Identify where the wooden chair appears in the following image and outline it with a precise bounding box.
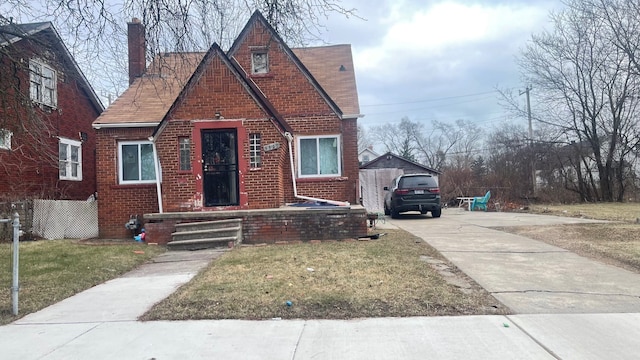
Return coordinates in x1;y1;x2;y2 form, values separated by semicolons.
471;191;491;211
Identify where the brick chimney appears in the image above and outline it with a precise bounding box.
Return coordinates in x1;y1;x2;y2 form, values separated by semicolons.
127;18;146;85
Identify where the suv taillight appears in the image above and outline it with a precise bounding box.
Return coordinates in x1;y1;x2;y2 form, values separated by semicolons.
429;188;440;193
394;189;410;195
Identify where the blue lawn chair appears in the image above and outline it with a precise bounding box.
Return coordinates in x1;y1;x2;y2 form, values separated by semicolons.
471;191;491;211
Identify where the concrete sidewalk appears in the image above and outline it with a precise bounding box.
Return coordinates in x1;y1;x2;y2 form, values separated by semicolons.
1;209;640;359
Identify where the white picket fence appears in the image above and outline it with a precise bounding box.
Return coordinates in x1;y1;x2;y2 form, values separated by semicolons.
32;199;99;239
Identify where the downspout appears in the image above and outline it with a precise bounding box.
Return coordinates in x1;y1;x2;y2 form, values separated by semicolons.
285;132;350;207
149;138;164;213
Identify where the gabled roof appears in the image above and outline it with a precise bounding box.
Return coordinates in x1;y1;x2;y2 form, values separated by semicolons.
0;22;51;45
151;43;292;138
292;45;361;117
94;10;360;128
228;11;345;118
360;152;442;174
0;21;104;113
93;53;204;128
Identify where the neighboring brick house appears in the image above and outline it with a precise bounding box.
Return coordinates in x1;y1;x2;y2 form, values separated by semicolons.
93;12;363;239
0;21;103;201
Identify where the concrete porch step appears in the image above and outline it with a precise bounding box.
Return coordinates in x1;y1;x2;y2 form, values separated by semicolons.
167;236;238;251
171;226;241;241
174;219;242;232
169;218;242;251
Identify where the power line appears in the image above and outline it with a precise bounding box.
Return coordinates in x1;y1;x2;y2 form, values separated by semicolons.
360;90;500;107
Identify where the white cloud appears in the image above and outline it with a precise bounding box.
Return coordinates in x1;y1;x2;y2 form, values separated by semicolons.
355;1;550;73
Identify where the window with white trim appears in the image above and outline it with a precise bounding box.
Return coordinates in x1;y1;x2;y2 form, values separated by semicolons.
29;59;57;107
0;129;12;150
249;133;261;168
118;141;157;184
59;138;82;181
297;135;341;177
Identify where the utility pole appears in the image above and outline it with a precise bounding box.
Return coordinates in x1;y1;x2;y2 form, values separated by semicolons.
520;86;535;197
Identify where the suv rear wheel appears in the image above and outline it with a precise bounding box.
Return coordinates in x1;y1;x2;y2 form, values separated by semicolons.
384;203;390;216
431;209;441;218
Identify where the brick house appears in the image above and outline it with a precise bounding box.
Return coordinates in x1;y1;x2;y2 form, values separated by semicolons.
93;11;366;243
0;21;103;201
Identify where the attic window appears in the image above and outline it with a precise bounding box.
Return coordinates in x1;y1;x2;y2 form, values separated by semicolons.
252;52;268;74
29;59;57;108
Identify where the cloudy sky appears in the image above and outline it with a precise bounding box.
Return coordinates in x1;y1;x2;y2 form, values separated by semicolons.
317;0;562;133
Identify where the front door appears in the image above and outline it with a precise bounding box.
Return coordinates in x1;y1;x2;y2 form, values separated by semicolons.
202;129;239;207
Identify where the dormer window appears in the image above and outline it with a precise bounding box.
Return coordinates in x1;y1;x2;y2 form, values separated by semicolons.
29;59;57;108
251;52;268;74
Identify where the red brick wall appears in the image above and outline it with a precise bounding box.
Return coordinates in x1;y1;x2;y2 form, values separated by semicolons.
95;127;158;238
0;31;101;201
231;20;359;205
142;207;368;245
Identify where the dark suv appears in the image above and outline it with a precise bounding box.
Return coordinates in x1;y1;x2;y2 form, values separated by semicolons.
383;173;441;218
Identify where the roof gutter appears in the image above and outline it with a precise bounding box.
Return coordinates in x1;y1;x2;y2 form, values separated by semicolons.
341;113;365;119
93;122;160;129
285;132;350;207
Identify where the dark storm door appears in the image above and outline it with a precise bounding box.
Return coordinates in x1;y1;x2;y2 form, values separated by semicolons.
202;129;239;207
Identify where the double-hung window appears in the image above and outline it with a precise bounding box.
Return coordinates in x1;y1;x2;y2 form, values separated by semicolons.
297;135;341;177
59;138;82;181
29;59;57;108
118;141;157;184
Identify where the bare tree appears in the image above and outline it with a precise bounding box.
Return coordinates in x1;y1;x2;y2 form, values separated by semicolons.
357;124;372;153
516;0;640;202
370;117;418;162
0;1;359;101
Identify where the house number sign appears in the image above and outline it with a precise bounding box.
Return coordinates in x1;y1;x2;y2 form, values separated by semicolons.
264;142;280;151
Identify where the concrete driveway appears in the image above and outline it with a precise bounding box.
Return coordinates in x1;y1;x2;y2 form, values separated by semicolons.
384;208;640;314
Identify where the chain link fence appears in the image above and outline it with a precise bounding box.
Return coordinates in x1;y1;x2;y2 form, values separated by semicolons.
31;199;99;239
1;199;99;241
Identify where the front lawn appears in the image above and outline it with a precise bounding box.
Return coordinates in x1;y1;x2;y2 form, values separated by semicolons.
142;229;507;321
0;239;165;325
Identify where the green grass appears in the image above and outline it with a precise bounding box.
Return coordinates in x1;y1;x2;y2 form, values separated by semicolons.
142;230;507;321
0;239;165;324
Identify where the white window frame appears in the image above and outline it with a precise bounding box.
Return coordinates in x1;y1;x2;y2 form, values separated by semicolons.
118;140;157;184
296;135;342;178
29;59;57;108
59;138;82;181
251;52;269;74
249;133;261;169
0;129;12;150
